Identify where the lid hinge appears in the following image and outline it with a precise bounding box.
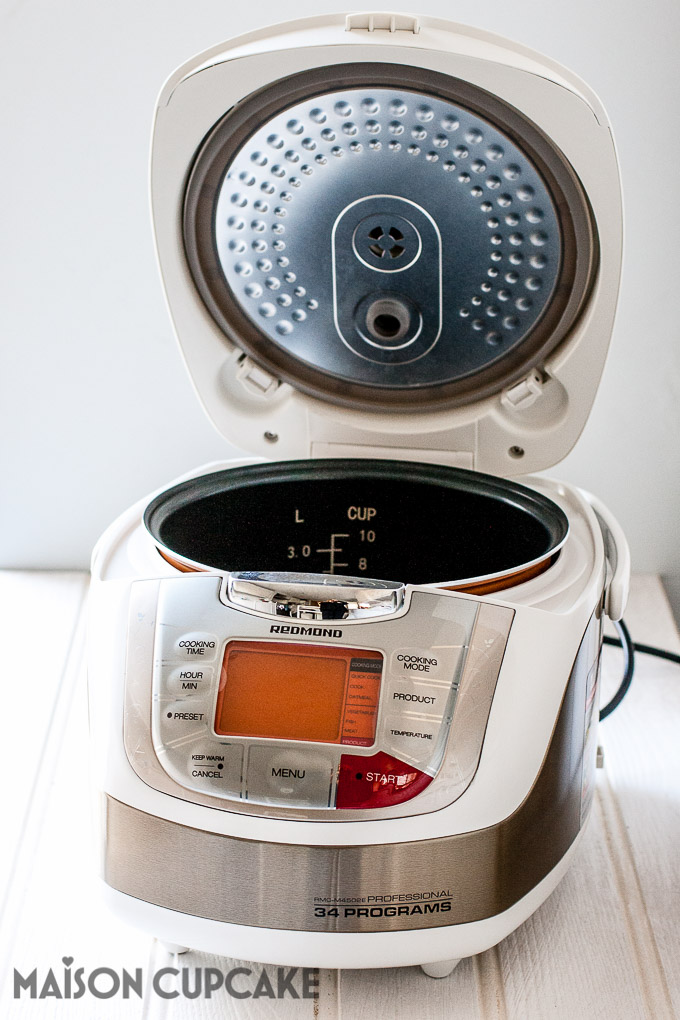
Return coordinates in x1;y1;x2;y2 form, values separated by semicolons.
345;12;421;34
501;369;544;412
236;355;281;399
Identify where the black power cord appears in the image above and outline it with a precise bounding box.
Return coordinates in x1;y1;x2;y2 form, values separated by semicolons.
600;619;680;721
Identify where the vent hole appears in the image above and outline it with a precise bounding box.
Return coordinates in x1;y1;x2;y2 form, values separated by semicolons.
389;245;405;259
368;225;383;240
373;313;402;338
362;296;414;345
389;227;404;241
369;243;385;258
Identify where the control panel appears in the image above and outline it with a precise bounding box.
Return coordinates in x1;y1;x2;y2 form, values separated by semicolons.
149;576;481;811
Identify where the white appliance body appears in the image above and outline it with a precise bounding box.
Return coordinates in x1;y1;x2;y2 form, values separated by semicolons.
89;12;629;972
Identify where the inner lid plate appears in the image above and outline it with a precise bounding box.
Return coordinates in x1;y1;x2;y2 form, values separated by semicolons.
183;64;596;412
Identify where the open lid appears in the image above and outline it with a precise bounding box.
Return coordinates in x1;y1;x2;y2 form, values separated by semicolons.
150;13;622;476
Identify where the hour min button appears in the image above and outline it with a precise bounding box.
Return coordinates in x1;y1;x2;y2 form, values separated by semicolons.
165;665;214;695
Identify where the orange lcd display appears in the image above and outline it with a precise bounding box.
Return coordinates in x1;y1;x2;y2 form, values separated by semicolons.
215;641;383;746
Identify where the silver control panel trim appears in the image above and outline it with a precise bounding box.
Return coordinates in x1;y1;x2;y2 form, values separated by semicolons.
123;576;513;821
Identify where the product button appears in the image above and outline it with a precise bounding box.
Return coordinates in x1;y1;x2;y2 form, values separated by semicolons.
390;647;461;680
164;665;214;696
384;715;442;767
246;746;334;808
336;750;432;809
171;632;220;662
185;741;243;797
159;698;211;744
387;678;449;717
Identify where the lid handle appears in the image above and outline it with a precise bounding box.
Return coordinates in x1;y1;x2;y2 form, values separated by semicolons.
224;571;405;620
583;492;630;622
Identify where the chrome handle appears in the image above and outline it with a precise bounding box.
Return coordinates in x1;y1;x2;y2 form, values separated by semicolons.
223;571;405;620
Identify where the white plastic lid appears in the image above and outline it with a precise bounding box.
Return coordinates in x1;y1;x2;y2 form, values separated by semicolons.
150;14;622;475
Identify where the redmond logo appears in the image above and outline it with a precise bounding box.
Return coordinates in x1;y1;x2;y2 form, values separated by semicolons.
14;959;319;1000
269;625;343;637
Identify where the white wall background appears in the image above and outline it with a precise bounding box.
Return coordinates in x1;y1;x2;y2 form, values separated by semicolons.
1;0;679;576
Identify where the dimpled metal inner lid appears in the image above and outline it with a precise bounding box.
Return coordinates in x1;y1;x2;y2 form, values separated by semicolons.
184;67;595;409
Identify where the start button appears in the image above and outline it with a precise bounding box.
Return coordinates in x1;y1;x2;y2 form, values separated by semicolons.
336;750;432;809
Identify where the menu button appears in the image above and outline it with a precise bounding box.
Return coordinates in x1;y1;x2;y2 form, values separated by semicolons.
247;747;334;807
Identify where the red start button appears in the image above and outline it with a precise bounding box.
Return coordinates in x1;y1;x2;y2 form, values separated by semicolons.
336;750;432;809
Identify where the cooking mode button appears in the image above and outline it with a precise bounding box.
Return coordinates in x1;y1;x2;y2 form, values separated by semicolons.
246;747;334;808
390;647;460;680
172;632;219;662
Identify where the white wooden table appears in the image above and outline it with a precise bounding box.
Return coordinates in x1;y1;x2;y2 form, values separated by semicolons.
1;572;678;1019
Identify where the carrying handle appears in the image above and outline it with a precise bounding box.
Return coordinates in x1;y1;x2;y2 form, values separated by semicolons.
583;492;630;622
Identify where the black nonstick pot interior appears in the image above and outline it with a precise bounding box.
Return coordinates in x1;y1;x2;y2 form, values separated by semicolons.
144;460;568;587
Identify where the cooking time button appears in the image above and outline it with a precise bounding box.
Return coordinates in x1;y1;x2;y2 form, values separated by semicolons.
390;647;460;680
172;632;219;662
246;747;334;807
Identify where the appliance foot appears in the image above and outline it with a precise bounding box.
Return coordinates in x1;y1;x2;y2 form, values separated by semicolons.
420;958;461;979
158;941;190;955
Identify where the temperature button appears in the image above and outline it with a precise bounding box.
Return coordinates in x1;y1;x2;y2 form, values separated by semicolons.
384;716;442;766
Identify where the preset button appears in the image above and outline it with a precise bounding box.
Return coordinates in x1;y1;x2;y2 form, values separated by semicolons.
159;698;211;744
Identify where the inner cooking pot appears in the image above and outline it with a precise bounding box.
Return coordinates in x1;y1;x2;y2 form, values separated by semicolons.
144;460;568;589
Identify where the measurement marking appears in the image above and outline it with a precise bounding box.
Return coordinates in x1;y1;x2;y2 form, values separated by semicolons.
316;533;349;574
